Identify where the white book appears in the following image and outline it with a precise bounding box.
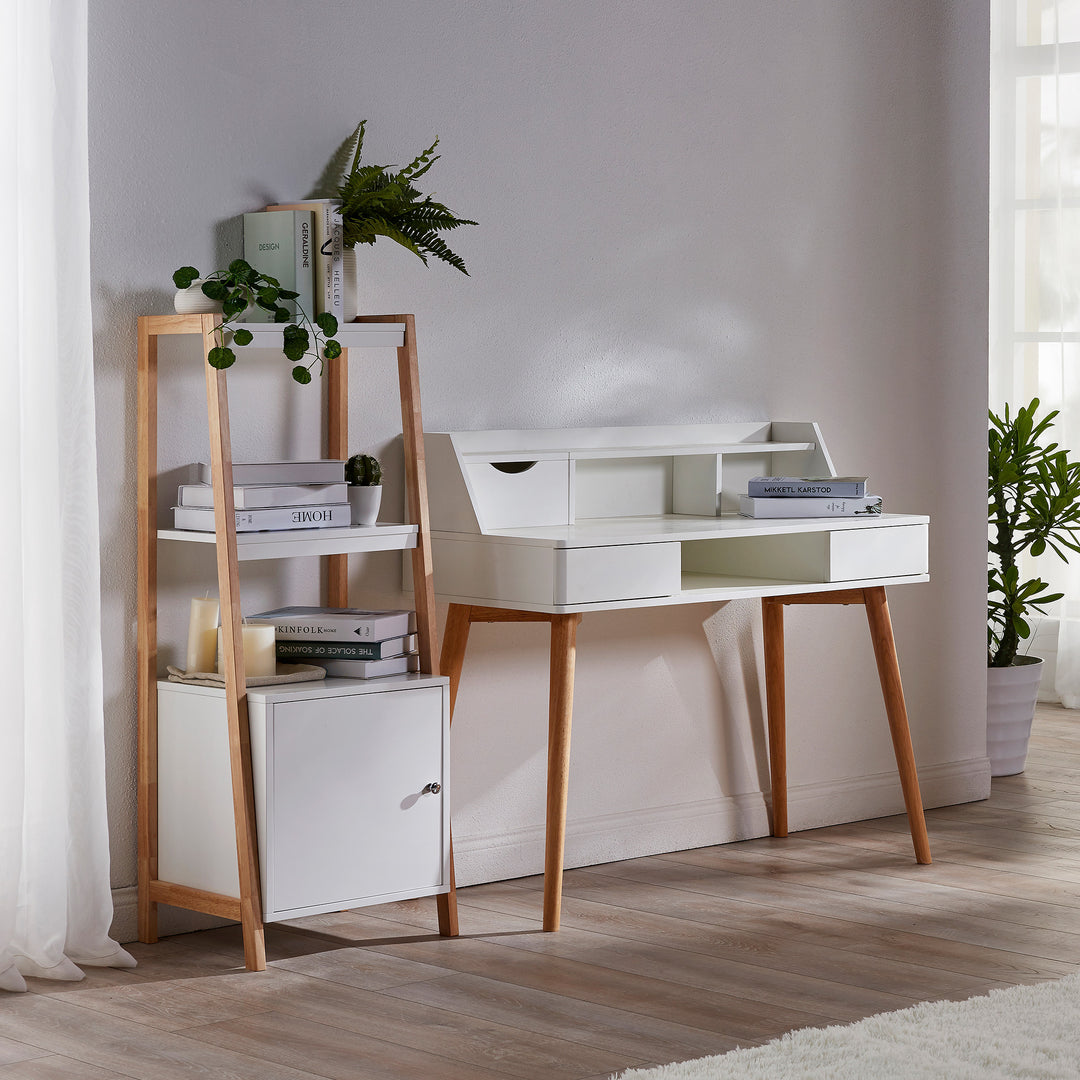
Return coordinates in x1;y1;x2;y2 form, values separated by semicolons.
242;209;316;322
746;476;868;498
196;460;345;485
317;654;420;679
252;606;415;641
173;503;351;532
266;200;344;322
738;494;883;518
178;482;348;509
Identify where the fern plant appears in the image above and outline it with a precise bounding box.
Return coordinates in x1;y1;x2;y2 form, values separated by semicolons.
988;399;1080;667
308;120;476;274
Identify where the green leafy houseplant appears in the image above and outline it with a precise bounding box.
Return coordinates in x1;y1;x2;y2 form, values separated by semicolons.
345;453;382;486
988;398;1080;667
308;120;476;274
172;260;340;385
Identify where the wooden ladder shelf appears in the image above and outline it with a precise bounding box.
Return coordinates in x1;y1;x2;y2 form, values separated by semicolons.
136;313;457;970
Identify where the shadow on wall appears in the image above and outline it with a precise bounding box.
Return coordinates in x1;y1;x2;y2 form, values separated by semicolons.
702;602;770;800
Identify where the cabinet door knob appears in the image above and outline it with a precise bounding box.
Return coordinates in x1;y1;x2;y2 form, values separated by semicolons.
422;781;442;795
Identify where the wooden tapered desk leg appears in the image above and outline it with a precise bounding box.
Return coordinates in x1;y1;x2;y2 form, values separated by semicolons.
544;613;582;932
761;598;788;838
765;587;931;866
436;603;473;937
862;587;932;865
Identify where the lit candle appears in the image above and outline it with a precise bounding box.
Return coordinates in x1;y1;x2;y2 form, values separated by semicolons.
185;597;219;674
217;620;277;678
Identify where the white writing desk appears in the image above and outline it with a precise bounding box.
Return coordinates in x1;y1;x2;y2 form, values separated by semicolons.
424;423;931;932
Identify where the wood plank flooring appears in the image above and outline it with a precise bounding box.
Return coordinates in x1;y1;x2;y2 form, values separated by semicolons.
5;703;1080;1079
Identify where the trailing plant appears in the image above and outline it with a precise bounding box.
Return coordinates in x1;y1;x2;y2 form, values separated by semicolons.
308;120;476;274
345;453;382;486
988;398;1080;667
172;260;340;384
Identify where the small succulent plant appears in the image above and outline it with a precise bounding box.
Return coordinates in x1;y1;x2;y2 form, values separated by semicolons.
346;453;382;486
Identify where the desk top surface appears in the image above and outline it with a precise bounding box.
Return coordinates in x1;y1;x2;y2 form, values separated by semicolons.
469;511;930;548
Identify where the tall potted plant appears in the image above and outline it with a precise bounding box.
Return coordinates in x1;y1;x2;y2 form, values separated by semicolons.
988;398;1080;774
306;119;477;315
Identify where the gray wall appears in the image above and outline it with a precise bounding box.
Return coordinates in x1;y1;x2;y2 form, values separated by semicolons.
89;0;990;935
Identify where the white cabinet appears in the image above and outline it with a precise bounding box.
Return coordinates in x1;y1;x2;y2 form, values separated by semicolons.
157;676;450;921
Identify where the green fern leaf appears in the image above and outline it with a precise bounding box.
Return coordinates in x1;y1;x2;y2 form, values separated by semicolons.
305;121;364;200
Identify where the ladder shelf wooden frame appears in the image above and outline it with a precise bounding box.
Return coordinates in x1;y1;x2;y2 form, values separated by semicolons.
136;312;457;971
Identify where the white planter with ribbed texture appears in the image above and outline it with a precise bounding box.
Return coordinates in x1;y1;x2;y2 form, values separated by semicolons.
348;485;382;526
987;655;1044;776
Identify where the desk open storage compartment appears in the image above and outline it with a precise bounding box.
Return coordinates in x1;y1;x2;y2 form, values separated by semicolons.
681;523;929;587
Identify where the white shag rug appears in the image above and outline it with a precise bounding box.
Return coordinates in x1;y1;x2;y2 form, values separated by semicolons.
613;974;1080;1079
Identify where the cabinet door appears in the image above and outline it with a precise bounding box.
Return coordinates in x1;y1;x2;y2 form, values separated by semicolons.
267;686;447;916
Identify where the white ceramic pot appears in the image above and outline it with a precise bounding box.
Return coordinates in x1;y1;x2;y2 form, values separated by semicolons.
348;484;382;526
173;279;224;314
986;655;1044;776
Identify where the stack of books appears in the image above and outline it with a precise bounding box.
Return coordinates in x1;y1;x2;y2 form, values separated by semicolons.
172;460;350;532
252;606;420;678
738;476;882;518
243;202;344;324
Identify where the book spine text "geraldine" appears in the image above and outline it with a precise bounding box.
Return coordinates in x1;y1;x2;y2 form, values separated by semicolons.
299;221;311;268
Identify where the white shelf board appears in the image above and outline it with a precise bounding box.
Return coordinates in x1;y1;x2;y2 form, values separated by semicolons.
678;571;931;600
568;441;814;460
158;522;418;560
230;321;405;349
158;673;448;702
459;441;815;462
478;512;930;547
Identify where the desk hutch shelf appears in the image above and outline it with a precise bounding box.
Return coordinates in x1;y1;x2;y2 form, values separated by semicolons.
137;313;457;971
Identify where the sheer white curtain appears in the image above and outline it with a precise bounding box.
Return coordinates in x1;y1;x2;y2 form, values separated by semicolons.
0;0;134;991
990;0;1080;703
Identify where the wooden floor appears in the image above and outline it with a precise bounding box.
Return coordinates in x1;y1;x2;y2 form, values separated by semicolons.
4;704;1080;1079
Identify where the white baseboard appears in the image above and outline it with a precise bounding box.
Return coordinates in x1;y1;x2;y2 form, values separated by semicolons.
112;758;991;929
453;758;990;887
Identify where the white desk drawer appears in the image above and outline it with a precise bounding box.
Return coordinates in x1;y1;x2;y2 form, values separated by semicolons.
828;525;928;580
467;458;571;529
556;542;681;604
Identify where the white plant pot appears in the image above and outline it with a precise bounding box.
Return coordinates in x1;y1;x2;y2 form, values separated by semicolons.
173;279;224;314
342;247;359;320
348;485;382;527
986;655;1044;776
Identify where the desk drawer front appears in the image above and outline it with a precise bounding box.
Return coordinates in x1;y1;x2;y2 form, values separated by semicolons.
556;542;681;604
828;524;928;580
466;459;571;530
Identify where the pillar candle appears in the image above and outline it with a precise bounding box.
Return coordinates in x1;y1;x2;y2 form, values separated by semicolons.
185;597;220;674
217;621;277;678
